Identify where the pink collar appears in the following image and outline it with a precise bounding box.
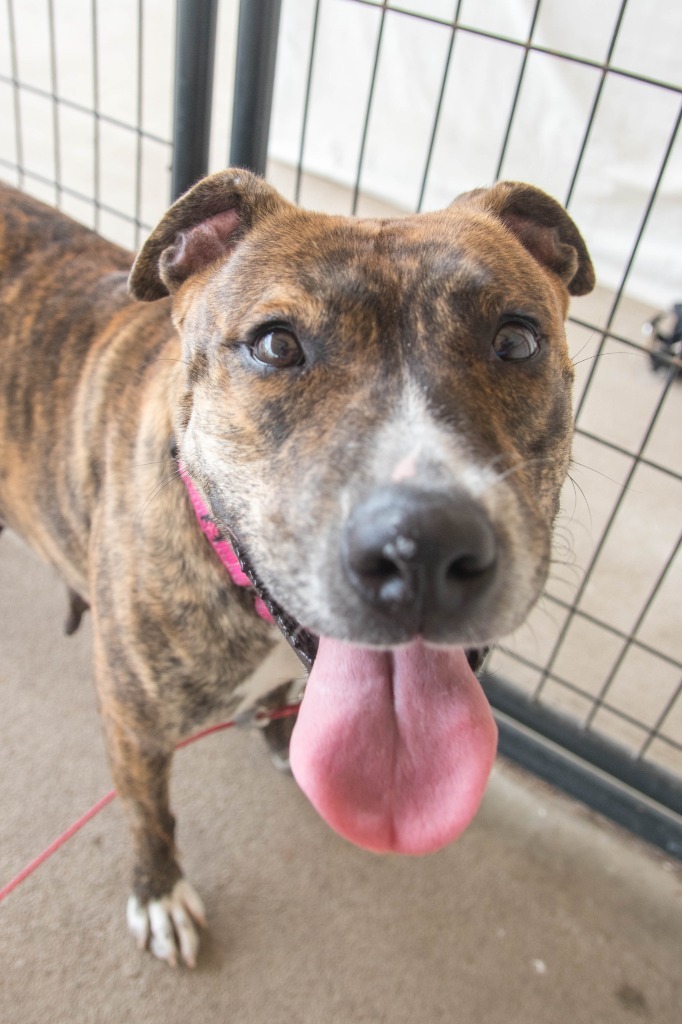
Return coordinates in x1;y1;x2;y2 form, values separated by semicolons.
178;463;274;624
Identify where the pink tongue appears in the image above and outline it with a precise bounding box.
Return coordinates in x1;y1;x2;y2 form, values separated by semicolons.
289;638;498;855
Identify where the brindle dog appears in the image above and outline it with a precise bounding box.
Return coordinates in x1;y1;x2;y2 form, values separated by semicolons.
0;170;594;967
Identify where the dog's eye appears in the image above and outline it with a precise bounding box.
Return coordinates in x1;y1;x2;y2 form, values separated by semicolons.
252;329;304;368
492;321;540;362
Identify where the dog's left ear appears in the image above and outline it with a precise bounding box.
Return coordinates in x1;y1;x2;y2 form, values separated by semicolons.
129;169;288;301
452;182;595;296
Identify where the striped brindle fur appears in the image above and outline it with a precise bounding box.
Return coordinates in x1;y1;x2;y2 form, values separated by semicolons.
0;170;594;967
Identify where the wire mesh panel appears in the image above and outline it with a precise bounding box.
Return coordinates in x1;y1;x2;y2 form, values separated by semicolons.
0;0;175;248
266;0;682;845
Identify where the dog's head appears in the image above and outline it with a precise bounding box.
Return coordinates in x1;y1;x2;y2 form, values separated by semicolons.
130;169;594;854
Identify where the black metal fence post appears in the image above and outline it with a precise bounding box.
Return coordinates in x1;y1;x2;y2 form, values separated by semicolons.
171;0;219;201
229;0;282;174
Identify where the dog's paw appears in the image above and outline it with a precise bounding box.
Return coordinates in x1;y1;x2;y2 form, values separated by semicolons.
126;879;206;968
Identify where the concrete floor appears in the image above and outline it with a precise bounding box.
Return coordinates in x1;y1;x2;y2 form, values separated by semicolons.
1;530;680;1024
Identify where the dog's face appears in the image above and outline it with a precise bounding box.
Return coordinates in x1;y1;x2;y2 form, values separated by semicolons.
131;170;594;856
131;172;593;651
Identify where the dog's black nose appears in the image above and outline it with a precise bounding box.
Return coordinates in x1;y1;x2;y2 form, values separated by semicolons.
342;485;498;636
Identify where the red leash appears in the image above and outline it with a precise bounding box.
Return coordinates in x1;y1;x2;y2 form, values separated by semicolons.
0;705;298;904
1;464;305;904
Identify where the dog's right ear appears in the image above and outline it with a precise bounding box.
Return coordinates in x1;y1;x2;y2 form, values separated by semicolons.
129;169;287;301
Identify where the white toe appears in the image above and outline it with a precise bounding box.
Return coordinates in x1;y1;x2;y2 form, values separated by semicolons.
126;880;206;967
171;903;200;968
176;878;207;927
149;900;180;966
126;894;150;950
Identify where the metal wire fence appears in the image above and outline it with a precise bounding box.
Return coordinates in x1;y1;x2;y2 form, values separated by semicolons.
0;0;176;247
1;0;680;855
264;0;682;856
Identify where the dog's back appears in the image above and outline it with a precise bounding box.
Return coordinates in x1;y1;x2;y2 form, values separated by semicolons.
0;184;171;589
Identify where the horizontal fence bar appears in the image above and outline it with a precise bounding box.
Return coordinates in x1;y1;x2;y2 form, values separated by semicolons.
494;710;682;860
485;673;682;814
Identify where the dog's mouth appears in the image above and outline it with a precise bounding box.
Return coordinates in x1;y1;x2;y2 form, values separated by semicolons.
233;536;497;856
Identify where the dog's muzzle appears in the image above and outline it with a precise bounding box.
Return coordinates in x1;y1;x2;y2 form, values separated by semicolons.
180;461;489;673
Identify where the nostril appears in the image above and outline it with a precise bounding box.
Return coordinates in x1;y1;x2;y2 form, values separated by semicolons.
343;524;420;610
351;549;415;606
373;555;402;581
446;552;495;581
352;551;402;584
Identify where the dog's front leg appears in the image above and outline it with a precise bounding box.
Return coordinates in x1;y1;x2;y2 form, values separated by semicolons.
95;652;206;968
